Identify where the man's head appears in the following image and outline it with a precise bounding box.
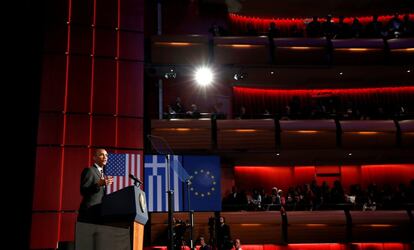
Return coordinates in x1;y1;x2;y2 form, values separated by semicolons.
200;237;206;246
234;239;241;248
93;149;108;167
219;216;225;224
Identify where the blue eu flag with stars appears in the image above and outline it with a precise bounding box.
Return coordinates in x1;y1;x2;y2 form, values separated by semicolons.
182;155;221;211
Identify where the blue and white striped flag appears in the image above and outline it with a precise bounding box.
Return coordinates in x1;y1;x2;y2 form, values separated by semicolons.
105;153;142;194
144;155;183;212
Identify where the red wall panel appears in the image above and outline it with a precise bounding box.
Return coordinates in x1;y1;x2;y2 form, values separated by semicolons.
65;114;90;145
40;55;66;111
92;116;116;146
117;118;143;148
33;147;62;210
70;26;93;55
119;32;144;61
118;61;143;116
71;0;93;25
96;0;117;27
30;213;60;249
234;166;294;193
67;56;92;113
93;59;117;114
61;148;90;210
294;166;316;185
43;23;68;53
340;166;361;191
59;213;77;242
361;164;414;188
34;0;145;246
37;113;64;145
95;29;117;57
44;0;69;23
120;0;144;31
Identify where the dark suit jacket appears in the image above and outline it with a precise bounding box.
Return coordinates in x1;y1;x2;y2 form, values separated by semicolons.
78;164;105;222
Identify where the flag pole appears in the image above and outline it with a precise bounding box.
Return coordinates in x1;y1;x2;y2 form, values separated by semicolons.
186;179;194;250
166;154;174;250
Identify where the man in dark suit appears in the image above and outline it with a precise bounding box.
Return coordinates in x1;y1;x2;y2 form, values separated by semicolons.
77;148;113;223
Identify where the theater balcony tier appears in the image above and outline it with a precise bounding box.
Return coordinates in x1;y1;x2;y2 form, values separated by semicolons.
151;36;414;66
150;119;414;165
148;210;413;245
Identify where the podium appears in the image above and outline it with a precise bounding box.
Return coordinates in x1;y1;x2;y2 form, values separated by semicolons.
75;186;148;250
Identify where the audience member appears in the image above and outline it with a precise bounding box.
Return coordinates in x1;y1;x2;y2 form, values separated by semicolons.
186;103;201;119
388;13;403;38
350;17;363;38
336;16;351;39
306;16;321;37
365;15;383;38
233;238;242;250
199;236;211;250
321;14;336;39
401;14;414;37
217;216;232;250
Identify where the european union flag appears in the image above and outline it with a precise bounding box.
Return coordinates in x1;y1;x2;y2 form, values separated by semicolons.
144;155;184;212
182;155;221;211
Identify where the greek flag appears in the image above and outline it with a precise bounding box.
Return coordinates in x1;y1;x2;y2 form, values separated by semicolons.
144;155;184;212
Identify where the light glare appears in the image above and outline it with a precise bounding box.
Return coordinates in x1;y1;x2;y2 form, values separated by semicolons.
195;67;213;86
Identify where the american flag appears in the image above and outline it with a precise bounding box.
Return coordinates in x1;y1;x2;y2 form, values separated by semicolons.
105;153;142;194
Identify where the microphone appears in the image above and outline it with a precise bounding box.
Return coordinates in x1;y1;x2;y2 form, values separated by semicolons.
129;174;143;186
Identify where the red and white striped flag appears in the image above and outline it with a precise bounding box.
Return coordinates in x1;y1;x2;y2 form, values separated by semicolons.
105;153;142;194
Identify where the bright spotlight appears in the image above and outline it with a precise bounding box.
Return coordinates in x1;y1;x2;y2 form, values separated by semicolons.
194;67;213;86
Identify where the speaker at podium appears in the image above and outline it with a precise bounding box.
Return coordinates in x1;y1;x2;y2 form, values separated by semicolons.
75;185;148;250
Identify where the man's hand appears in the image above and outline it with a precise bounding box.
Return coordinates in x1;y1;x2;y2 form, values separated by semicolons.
98;176;113;186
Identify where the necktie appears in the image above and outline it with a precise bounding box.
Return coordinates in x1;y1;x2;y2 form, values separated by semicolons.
100;169;104;179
